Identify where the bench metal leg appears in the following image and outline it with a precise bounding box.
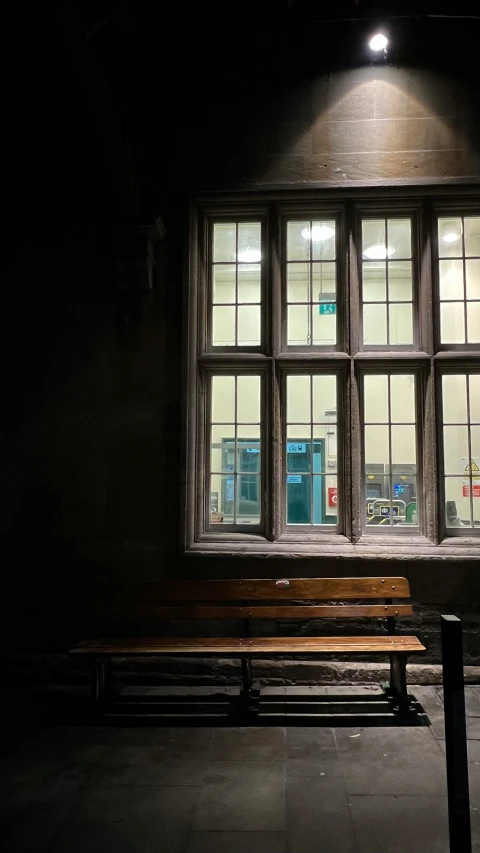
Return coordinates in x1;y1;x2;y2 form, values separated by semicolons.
240;657;260;714
389;654;409;713
90;657;107;714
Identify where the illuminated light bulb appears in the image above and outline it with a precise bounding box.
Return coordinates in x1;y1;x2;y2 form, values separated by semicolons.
363;244;395;260
237;248;261;262
301;225;335;241
442;232;460;243
369;33;388;52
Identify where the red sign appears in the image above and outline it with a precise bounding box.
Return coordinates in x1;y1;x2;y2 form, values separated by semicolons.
328;487;338;507
462;484;480;497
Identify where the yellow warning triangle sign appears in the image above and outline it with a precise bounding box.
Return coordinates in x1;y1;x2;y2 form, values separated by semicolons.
465;459;480;474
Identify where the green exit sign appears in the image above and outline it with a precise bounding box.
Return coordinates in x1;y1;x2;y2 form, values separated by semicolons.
319;303;336;315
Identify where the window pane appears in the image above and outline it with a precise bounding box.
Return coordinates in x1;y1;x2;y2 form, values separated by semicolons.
212;305;235;346
440;302;465;344
287;263;309;302
312;304;336;345
464;217;480;257
467;303;480;343
387;219;412;259
388;262;412;301
213;265;235;303
439;260;464;300
312;375;337;422
445;477;471;528
438;218;463;258
443;425;469;474
287;221;310;260
287;375;311;422
362;220;386;258
212;376;235;422
390;374;415;423
213;223;236;262
389;303;413;345
238;305;261;346
313;424;337;471
466;260;480;299
363;304;387;345
238;223;261;261
311;220;336;261
288;304;309;345
471;425;480;459
237;474;260;523
210;474;235;524
237;375;260;422
312;262;336;300
470;376;480;423
363;262;386;302
210;426;232;473
392;425;416;465
238;264;261;303
364;375;389;423
442;375;468;424
365;425;389;466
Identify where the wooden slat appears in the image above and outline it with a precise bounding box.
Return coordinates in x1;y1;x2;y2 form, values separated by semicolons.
115;604;414;620
111;577;411;604
71;635;425;655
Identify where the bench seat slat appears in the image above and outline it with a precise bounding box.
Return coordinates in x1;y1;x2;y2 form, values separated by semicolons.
71;636;425;655
111;577;410;604
116;604;413;619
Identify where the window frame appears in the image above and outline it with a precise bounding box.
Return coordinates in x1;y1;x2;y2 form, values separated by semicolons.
184;189;480;558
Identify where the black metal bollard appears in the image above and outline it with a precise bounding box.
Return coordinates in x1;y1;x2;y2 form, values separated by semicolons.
441;615;471;853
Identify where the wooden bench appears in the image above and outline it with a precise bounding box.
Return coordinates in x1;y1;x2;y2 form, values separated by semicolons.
71;577;425;715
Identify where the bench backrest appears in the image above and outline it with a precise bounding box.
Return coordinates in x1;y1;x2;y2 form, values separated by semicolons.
109;578;413;628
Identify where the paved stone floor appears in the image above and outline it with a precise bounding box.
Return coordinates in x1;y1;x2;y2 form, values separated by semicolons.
1;685;479;852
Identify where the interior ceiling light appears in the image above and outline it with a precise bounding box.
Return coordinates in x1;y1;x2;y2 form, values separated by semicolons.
369;33;388;52
363;244;395;260
442;231;461;243
237;248;261;262
301;225;335;241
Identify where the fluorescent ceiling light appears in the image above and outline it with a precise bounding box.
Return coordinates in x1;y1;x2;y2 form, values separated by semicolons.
442;231;460;243
237;248;261;262
369;33;388;51
301;225;335;241
363;244;395;260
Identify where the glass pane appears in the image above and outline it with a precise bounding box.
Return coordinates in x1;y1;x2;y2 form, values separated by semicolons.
210;474;235;523
362;220;387;259
237;223;261;262
322;475;337;524
287;221;310;261
439;260;464;300
314;424;337;471
311;220;336;261
391;425;416;465
237;424;261;440
287;375;311;423
440;302;465;344
445;478;471;528
389;303;413;345
443;425;469;474
287;263;309;303
237;375;260;422
312;262;336;300
365;425;389;466
388;219;412;259
363;303;387;345
213;264;235;304
467;302;480;343
210;426;234;473
238;264;261;303
388;261;412;301
466;260;480;299
212;306;235;346
312;375;337;422
393;477;418;525
286;440;311;472
363;262;386;302
438;218;463;258
364;375;388;423
286;474;310;524
471;425;480;460
212;376;235;422
312;304;336;345
213;223;236;262
288;304;310;345
469;376;480;423
236;474;260;523
390;375;415;423
238;305;260;346
442;375;468;424
365;476;390;525
465;217;480;257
